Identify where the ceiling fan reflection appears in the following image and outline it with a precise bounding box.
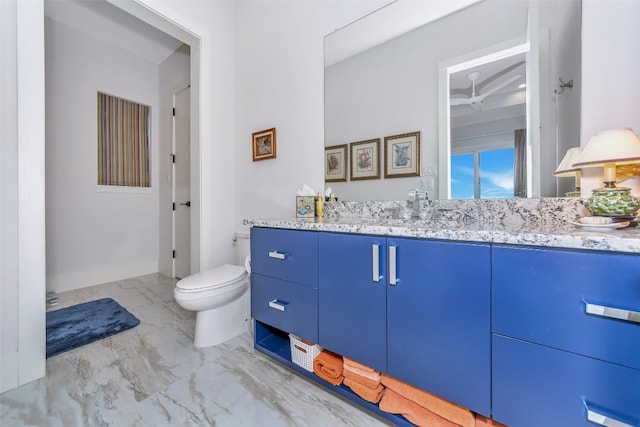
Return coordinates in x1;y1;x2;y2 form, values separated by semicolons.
450;71;522;111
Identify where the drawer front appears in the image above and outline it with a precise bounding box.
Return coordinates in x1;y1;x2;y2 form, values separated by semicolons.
493;245;640;370
250;227;318;287
251;273;318;342
493;335;640;427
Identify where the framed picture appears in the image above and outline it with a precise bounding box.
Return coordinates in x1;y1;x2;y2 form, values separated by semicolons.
350;138;380;181
324;144;347;182
252;128;276;161
384;131;421;178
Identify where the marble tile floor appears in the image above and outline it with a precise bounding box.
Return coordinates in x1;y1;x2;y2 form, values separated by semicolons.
1;273;391;427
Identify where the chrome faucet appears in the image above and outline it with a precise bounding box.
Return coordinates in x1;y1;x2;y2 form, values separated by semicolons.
407;189;428;219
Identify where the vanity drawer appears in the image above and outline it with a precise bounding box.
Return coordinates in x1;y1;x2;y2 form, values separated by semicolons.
492;245;640;370
493;335;640;427
251;273;318;342
250;227;318;288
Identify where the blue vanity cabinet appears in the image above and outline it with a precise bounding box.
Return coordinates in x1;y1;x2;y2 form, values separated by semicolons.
318;232;491;416
492;245;640;427
318;232;388;372
387;238;491;416
250;227;319;342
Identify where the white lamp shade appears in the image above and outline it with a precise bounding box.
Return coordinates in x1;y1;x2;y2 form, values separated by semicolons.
554;147;581;177
573;128;640;168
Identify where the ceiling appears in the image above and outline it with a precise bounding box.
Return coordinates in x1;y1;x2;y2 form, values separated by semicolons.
449;53;527;128
44;0;183;65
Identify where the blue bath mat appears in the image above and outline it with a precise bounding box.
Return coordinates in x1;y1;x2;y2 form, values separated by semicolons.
46;298;140;358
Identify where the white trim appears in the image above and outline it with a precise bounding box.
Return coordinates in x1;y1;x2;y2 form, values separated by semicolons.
171;91;177;278
47;260;159;293
96;185;153;194
17;0;46;387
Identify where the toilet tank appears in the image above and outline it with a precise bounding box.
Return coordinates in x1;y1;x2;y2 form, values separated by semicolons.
234;231;250;267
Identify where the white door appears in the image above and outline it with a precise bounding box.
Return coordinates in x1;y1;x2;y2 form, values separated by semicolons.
173;87;191;279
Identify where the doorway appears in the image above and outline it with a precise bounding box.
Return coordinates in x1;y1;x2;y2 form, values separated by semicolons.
173;86;191;279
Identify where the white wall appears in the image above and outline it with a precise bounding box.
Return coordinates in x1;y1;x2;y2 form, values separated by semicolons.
45;18;160;292
158;45;190;277
580;0;640;196
1;0;46;393
233;0;390;229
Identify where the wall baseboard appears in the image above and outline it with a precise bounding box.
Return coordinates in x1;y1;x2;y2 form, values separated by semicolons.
47;261;159;293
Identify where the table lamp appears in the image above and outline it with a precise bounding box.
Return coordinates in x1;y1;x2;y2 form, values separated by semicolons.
553;147;581;197
573;128;640;216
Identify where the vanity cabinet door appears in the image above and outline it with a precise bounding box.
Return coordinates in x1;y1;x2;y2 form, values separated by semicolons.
251;274;318;342
318;232;387;372
493;245;640;371
387;238;491;416
250;227;318;288
493;335;640;427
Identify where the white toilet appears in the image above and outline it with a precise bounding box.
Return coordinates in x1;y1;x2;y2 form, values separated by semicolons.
174;231;251;348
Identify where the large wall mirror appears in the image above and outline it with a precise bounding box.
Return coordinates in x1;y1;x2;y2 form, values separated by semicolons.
324;0;581;201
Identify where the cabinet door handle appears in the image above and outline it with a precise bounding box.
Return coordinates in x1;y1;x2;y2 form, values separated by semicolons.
372;244;380;283
389;245;397;285
268;251;287;260
585;405;633;427
268;299;288;311
585;302;640;324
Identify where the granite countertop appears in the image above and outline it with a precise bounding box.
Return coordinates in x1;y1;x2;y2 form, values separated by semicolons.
244;216;640;254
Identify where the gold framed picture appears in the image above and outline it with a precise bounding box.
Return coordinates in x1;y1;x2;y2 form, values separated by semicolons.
324;144;347;182
384;131;420;178
252;128;276;161
350;138;380;181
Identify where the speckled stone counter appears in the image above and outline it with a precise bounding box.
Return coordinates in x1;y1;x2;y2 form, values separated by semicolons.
245;198;640;254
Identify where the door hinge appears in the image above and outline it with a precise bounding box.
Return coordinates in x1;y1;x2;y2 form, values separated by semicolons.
172;250;176;259
171;154;175;163
172;202;176;211
172;107;176;116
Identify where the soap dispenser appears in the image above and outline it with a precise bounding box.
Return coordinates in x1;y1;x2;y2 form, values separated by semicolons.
315;192;324;217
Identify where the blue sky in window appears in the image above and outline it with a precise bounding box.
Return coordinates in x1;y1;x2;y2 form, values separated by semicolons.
451;148;514;199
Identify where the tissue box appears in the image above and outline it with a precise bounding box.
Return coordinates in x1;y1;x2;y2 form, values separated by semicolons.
296;196;315;218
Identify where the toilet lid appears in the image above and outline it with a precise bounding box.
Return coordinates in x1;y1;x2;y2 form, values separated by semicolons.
176;264;248;291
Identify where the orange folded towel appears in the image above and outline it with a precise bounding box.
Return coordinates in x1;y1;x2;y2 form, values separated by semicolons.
380;388;459;427
475;414;508;427
312;350;344;386
343;369;381;390
343;357;377;373
381;374;475;427
343;377;385;404
343;362;381;382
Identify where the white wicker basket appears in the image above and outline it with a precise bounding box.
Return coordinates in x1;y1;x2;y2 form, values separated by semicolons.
289;334;322;372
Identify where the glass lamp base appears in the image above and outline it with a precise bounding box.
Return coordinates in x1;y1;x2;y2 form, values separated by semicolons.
583;186;640;216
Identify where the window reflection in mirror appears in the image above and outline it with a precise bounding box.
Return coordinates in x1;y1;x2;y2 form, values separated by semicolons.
446;48;528;199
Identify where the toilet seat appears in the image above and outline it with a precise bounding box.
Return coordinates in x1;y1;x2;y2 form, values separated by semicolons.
176;264;248;293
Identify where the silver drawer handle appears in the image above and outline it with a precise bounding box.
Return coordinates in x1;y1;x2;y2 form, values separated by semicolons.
268;299;287;311
372;244;380;283
585;302;640;324
268;251;286;260
586;406;633;427
389;245;397;285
